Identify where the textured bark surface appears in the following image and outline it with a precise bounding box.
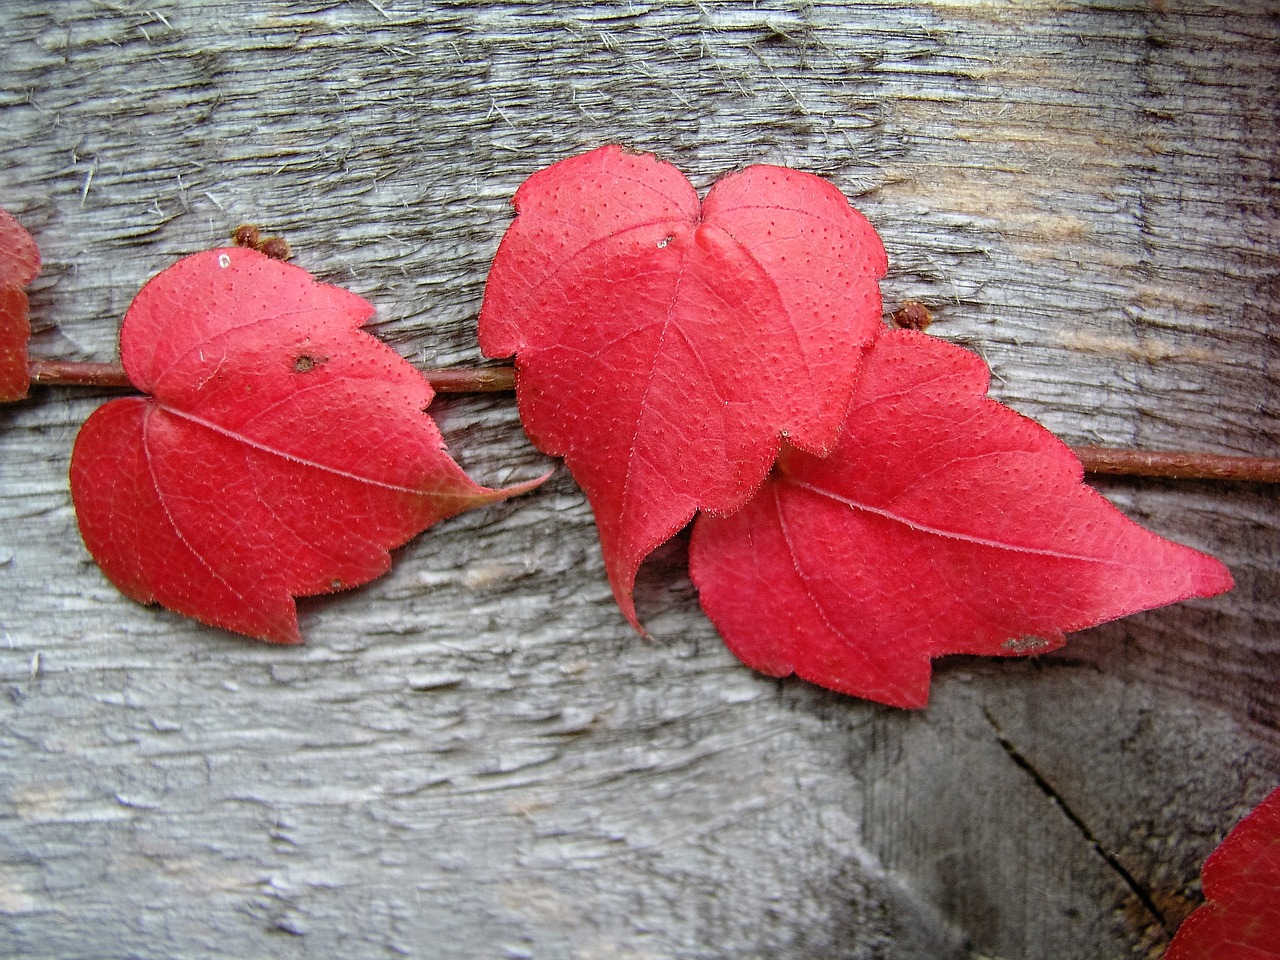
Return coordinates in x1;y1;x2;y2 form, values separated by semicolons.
1;2;1277;958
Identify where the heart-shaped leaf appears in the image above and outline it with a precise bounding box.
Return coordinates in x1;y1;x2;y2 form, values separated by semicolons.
690;329;1234;707
480;145;887;629
72;247;543;643
0;206;41;401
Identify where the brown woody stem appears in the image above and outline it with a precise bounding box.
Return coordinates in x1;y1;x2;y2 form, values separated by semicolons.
18;359;1280;483
28;359;132;388
1070;445;1280;483
425;365;515;393
25;358;515;394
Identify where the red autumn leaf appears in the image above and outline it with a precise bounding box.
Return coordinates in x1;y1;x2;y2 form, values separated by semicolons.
1166;786;1280;960
479;145;887;629
0;206;41;401
71;247;543;644
689;329;1233;708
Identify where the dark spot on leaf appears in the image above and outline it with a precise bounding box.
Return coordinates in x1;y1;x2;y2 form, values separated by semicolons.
294;355;317;373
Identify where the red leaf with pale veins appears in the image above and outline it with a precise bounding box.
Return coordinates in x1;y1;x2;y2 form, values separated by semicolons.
690;329;1234;707
1166;786;1280;960
479;145;887;629
71;247;543;643
0;207;41;401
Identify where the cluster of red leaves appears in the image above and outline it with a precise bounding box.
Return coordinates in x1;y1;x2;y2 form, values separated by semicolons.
3;149;1233;707
479;146;1232;708
0;206;40;401
1166;786;1280;960
1;155;1264;949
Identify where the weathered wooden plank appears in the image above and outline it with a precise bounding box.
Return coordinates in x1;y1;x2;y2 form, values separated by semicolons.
1;1;1277;958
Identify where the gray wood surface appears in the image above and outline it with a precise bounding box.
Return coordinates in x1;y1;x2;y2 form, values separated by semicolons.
2;2;1277;957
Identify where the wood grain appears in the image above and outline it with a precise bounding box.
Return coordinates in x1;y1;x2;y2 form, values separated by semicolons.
2;2;1277;958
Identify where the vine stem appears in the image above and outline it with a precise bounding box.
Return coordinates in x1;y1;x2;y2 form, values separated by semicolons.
27;359;133;389
26;358;515;394
1069;446;1280;483
19;358;1280;483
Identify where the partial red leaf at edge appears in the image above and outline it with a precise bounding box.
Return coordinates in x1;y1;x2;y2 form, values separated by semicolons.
1166;786;1280;960
479;145;887;630
0;206;41;401
690;329;1233;708
71;247;543;644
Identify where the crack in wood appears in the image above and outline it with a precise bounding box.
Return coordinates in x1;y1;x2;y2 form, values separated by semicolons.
982;708;1172;938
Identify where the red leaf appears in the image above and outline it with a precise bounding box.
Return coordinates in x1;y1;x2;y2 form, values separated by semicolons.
479;145;887;629
71;247;542;643
690;329;1233;707
1166;787;1280;960
0;206;41;401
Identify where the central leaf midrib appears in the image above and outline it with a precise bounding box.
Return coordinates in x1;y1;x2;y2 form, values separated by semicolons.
788;477;1122;566
155;402;426;497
